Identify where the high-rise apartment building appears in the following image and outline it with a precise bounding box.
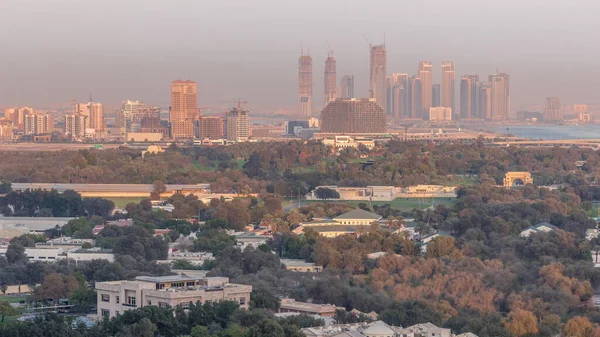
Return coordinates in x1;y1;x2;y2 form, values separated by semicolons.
489;73;510;120
441;62;456;114
24;113;52;135
391;73;408;122
320;98;386;133
324;56;336;106
574;104;588;113
298;54;313;118
170;80;198;139
479;83;492;120
370;44;387;111
199;116;224;139
74;102;105;131
432;84;441;107
339;75;355;99
460;75;479;119
418;62;433;117
117;100;160;131
224;107;249;142
64;114;87;139
429;107;452;122
408;77;423;119
0;119;14;140
4;107;34;131
544;97;562;121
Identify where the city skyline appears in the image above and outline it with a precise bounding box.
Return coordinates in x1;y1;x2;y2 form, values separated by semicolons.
1;1;599;110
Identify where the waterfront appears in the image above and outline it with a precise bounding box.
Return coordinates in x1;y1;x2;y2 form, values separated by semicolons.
481;124;600;140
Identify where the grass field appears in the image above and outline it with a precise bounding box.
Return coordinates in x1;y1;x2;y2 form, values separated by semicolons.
0;296;27;322
107;197;144;208
301;197;455;212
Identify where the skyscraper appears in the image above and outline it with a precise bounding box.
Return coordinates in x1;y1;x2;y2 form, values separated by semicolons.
324;55;336;106
4;107;34;131
489;73;510;120
460;75;479;119
408;77;423;119
479;82;492;120
369;44;387;111
441;61;456;115
170;80;198;139
339;75;354;99
321;98;386;133
418;61;433;117
224;107;249;142
432;84;441;107
544;97;562;121
298;53;313;118
117;100;160;131
391;73;408;122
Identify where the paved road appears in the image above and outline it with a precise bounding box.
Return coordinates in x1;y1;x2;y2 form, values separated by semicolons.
12;183;210;193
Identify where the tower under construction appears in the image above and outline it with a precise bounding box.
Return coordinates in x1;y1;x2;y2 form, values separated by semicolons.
298;52;313;118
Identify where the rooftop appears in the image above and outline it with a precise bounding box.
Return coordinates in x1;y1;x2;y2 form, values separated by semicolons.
281;259;319;267
136;275;203;283
280;298;338;314
333;209;382;221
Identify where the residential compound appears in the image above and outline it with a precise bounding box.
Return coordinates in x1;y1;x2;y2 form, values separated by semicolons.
95;275;252;318
307;185;457;201
293;208;390;238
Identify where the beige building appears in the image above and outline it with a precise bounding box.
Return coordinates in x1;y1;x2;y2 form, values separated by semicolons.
170;80;198;139
320;98;386;134
419;61;433;117
324;55;337;105
370;44;387;111
224;107;249;142
96;275;251;318
441;62;455;115
74;102;105;131
429;107;452;122
321;136;375;150
126;132;163;142
4;107;34;131
281;259;323;272
299;53;313;118
489;73;510;120
544;97;562;121
279;298;338;317
0;119;14;140
64;114;87;139
199;116;224;139
24;113;53;135
293;209;384;238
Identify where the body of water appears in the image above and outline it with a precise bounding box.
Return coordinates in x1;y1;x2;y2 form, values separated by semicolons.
482;125;600;140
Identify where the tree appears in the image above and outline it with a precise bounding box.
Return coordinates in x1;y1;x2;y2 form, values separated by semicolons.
314;187;340;200
426;236;461;258
0;284;7;295
0;301;16;323
563;317;593;337
0;181;11;194
191;325;211;337
245;319;285;337
151;181;167;200
38;273;80;305
504;309;538;337
5;243;26;264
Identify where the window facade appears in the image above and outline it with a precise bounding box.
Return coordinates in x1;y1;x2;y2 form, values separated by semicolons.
101;294;110;302
101;309;110;317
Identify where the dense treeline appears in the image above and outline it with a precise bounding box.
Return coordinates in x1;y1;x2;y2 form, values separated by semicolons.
2;141;600;192
0;300;320;337
0;189;114;217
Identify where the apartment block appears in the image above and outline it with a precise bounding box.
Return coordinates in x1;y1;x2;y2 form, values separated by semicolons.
199;116;224;139
96;275;252;318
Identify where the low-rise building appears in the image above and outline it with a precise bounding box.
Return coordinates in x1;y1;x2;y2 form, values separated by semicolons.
0;217;75;239
95;275;252;318
302;321;401;337
520;222;558;238
279;298;338;317
281;259;322;272
398;323;452;337
157;252;214;266
293;209;386;238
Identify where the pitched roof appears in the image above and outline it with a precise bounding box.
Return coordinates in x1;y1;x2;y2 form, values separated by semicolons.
362;321;395;335
334;209;382;221
534;222;559;230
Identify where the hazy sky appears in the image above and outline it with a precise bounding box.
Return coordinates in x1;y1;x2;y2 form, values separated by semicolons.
1;0;599;112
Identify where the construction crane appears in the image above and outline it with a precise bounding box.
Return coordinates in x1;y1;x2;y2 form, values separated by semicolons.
218;99;248;110
324;41;334;58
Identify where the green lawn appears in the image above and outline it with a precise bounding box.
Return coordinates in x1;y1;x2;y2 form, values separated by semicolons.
107;197;144;208
0;296;27;304
301;197;454;212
